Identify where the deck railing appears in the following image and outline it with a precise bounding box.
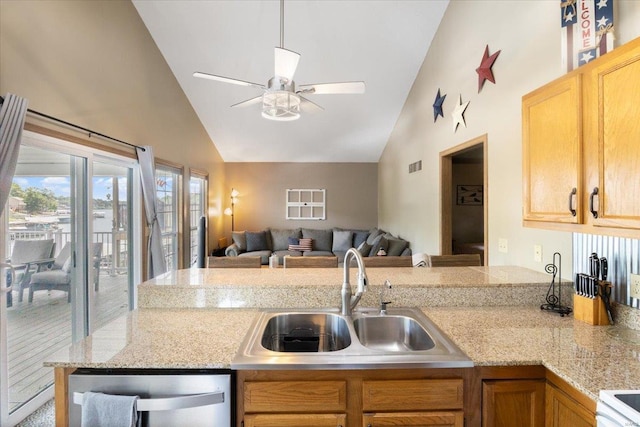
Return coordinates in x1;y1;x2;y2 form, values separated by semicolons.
8;230;128;276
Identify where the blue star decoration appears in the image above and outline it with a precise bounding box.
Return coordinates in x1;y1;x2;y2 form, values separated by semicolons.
433;89;446;122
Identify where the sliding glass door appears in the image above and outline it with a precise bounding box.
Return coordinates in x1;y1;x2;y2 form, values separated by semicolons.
0;131;140;426
90;160;136;331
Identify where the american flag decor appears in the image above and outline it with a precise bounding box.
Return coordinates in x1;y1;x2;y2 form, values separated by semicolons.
288;238;313;252
561;0;615;71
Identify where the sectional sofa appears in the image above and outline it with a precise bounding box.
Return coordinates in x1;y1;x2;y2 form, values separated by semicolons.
224;227;411;265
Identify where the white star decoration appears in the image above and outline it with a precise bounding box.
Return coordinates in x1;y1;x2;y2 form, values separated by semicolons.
451;95;470;132
597;0;608;9
597;16;609;28
581;51;595;63
564;11;574;22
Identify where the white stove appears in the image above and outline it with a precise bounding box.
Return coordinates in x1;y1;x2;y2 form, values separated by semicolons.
597;390;640;426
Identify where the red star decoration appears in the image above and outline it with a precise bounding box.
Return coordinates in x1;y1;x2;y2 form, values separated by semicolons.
476;45;501;92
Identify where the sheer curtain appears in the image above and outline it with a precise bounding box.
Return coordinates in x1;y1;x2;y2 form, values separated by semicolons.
0;94;28;216
136;146;167;278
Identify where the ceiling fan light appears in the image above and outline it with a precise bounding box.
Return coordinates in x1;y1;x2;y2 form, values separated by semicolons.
262;91;301;121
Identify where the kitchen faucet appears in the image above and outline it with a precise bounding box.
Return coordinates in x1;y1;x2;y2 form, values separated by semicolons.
341;248;368;316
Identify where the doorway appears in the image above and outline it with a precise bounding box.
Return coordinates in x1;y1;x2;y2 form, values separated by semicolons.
440;135;488;265
0;130;140;426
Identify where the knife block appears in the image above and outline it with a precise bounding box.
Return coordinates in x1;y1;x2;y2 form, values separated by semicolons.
573;281;611;326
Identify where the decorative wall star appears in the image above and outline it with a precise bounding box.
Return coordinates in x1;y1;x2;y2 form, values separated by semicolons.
475;45;501;92
433;89;446;122
451;95;470;133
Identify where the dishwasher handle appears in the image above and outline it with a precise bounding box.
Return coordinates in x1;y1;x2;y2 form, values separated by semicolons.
73;391;224;412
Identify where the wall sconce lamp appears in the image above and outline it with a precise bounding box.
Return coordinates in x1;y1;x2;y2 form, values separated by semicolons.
224;188;239;231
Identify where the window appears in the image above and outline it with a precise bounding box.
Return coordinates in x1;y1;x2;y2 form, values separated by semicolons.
188;172;208;267
286;189;326;220
155;164;182;271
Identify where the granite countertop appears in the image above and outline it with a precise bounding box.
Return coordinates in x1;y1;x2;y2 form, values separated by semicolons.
45;266;640;403
138;266;567;309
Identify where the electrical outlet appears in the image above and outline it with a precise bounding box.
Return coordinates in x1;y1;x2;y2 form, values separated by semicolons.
631;273;640;300
534;245;542;263
498;238;508;254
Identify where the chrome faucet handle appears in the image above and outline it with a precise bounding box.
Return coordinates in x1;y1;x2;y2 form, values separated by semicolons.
380;279;392;314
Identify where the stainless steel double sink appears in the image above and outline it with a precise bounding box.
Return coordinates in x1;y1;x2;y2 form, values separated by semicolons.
232;307;473;369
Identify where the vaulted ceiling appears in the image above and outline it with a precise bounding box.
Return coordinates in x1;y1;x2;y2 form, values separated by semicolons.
133;0;448;162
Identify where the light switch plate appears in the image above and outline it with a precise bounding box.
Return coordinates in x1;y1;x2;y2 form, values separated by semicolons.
498;238;508;254
534;245;542;263
631;273;640;300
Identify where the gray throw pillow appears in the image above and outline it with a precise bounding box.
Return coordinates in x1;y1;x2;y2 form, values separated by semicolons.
332;230;353;252
302;228;332;252
270;229;301;251
246;231;269;252
357;241;372;257
352;230;370;249
231;231;247;251
386;238;408;256
368;235;389;257
366;228;383;245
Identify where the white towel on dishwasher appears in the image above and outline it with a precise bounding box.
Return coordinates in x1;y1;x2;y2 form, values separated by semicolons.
81;391;140;427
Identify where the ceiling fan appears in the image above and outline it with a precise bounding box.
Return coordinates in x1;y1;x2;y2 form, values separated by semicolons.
193;0;365;121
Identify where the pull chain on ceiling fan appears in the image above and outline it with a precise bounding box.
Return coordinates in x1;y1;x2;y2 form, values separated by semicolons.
193;0;365;121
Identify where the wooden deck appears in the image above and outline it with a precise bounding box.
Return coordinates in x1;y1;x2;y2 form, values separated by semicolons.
6;273;129;412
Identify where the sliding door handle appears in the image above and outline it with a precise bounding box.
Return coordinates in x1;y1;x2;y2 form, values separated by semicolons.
1;263;14;294
568;188;577;216
589;187;599;218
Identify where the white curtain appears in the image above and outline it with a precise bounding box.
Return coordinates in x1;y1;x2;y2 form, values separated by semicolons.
0;94;28;216
136;146;167;278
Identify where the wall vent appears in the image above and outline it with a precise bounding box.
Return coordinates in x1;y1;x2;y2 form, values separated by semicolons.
409;160;422;174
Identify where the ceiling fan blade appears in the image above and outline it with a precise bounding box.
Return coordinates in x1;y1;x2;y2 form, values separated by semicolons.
230;95;263;108
299;96;324;112
298;81;366;95
193;72;264;90
274;47;300;82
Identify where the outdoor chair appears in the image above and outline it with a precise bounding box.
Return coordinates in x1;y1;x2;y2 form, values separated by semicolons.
5;239;55;305
28;242;72;303
28;242;104;302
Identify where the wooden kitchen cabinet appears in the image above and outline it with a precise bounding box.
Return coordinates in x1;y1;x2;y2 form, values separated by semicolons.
522;73;582;225
583;38;640;231
236;369;470;427
482;379;545;427
244;413;347;427
362;379;464;427
522;37;640;236
362;411;463;427
546;371;596;427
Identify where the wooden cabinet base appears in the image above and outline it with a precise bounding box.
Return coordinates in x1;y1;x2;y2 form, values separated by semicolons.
363;411;463;427
244;413;346;427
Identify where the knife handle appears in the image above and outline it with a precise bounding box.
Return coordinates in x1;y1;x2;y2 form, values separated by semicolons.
600;257;608;281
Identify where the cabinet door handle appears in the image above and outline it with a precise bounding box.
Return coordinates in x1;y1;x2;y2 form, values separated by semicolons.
589;187;599;218
568;188;577;217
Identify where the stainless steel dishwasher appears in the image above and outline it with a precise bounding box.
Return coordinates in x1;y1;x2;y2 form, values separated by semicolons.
68;369;233;427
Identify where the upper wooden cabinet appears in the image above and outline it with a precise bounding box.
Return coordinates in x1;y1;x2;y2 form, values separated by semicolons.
523;37;640;236
523;74;583;224
583;40;640;230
